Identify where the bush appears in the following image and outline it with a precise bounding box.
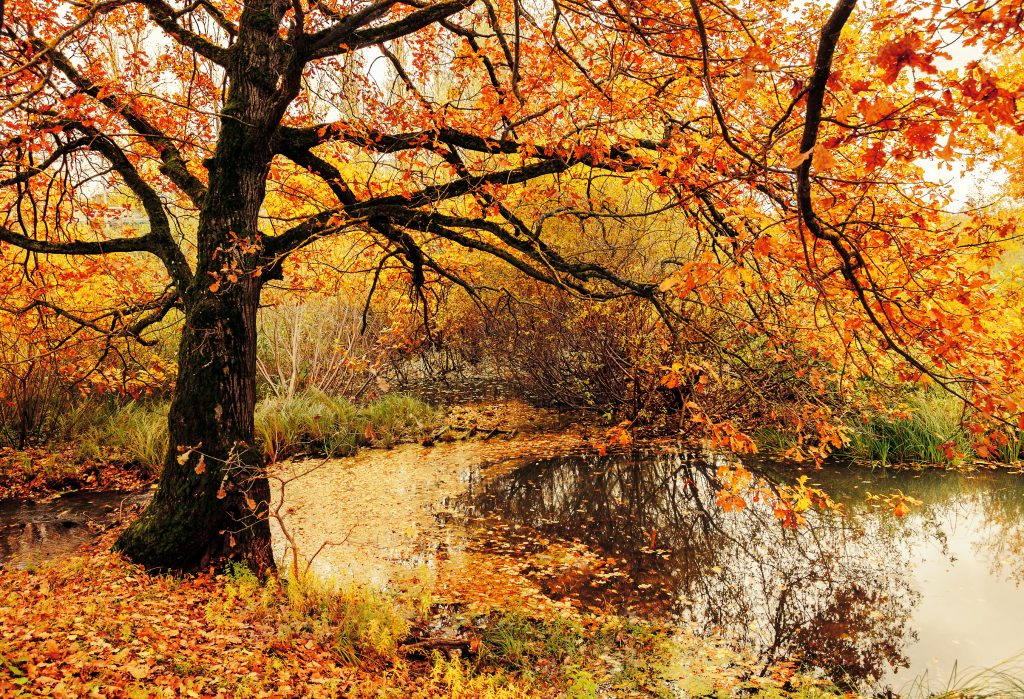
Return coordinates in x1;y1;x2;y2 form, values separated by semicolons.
0;353;74;449
256;298;404;401
468;290;677;419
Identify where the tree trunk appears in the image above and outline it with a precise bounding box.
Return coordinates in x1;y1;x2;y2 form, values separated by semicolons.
115;278;274;574
115;0;303;574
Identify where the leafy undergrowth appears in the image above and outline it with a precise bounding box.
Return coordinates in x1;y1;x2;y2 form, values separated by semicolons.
0;393;440;500
0;447;153;500
0;540;845;698
0;551;525;698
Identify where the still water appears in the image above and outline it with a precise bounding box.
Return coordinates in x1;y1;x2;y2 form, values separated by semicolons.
0;490;150;567
465;451;1024;693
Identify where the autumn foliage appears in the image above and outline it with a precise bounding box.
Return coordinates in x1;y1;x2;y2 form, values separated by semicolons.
1;0;1024;567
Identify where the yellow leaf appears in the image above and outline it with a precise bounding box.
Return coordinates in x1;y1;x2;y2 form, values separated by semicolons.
858;96;897;123
812;145;838;170
787;149;812;169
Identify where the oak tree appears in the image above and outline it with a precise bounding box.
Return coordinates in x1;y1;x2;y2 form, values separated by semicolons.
1;0;1022;570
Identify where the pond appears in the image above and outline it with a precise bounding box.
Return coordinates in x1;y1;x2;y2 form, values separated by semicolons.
0;489;150;568
462;451;1024;694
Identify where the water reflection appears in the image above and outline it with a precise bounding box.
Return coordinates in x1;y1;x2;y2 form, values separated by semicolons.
464;451;1024;691
0;490;149;567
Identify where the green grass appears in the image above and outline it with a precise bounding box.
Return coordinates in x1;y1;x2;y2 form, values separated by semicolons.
63;400;169;476
254;390;439;462
103;402;169;472
479;609;585;673
1;391;437;488
360;393;439;447
846;391;974;466
901;657;1024;698
752;426;800;453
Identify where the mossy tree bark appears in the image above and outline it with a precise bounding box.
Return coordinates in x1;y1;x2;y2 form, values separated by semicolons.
114;282;272;572
115;0;304;573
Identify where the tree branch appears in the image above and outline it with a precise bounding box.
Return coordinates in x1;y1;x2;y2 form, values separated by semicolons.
794;0;972;398
134;0;231;65
69;123;194;287
307;0;475;59
0;223;161;257
46;45;209;208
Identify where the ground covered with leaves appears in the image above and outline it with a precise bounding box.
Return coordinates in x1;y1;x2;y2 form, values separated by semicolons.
0;447;152;500
0;534;844;698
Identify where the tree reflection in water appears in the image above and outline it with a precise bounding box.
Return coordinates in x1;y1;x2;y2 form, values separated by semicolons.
464;451;918;685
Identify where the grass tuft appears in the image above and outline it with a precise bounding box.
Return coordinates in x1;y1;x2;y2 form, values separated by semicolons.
901;657;1024;698
846;391;973;466
254;390;438;462
480;609;584;673
67;400;169;476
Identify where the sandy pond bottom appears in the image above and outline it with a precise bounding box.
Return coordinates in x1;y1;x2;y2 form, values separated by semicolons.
269;401;595;600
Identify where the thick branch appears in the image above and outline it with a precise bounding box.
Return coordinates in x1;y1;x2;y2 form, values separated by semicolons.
276;145;358;207
307;0;475;59
46;46;208;207
264;158;576;257
0;223;160;256
795;0;970;395
277;122;651;162
71;124;194;287
135;0;231;65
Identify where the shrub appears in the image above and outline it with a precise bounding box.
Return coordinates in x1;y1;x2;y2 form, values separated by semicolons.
472;290;677;420
0;353;74;449
256;298;404;401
